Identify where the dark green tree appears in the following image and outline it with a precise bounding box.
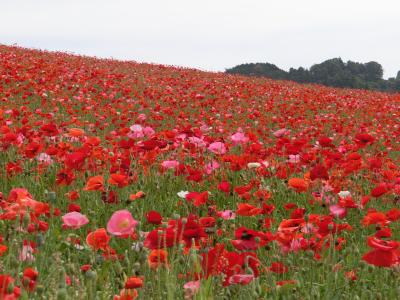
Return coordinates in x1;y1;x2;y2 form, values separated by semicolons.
226;59;399;92
364;61;383;81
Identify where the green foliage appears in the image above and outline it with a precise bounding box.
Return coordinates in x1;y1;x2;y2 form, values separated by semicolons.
226;59;400;92
226;63;288;80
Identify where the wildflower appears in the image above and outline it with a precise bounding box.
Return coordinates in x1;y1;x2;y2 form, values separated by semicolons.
288;178;308;192
329;205;347;219
148;249;169;269
362;236;399;267
230;131;248;145
86;228;110;251
125;276;143;289
177;191;189;199
208;142;226;155
129;191;145;201
145;211;162;225
161;160;179;169
107;210;138;236
109;173;129;188
62;212;89;229
84;175;104;191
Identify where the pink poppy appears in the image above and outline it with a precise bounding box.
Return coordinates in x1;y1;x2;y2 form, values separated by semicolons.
273;128;289;138
205;160;220;174
288;154;301;164
128;124;144;139
143;126;155;137
19;244;35;262
329;205;347;219
208;142;226;155
107;210;138;236
230;131;248;145
218;210;236;220
161;160;180;169
188;136;206;148
229;274;254;285
137;113;146;121
183;280;200;293
62;212;89;229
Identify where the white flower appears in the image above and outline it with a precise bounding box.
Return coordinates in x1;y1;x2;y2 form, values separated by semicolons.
338;191;351;199
177;191;189;199
261;161;270;168
247;162;261;169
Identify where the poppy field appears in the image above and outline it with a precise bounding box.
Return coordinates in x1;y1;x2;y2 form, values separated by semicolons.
0;45;399;299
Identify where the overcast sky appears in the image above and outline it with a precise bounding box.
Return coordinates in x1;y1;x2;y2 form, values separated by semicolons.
1;0;399;78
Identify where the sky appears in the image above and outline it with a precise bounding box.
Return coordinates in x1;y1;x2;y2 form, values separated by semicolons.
1;0;399;78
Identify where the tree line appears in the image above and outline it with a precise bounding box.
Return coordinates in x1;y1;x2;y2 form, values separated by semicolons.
226;58;400;92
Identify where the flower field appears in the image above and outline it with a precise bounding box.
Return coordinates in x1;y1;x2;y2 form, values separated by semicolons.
0;45;399;299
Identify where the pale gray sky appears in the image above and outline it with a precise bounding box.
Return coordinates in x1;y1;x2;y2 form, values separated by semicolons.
1;0;399;78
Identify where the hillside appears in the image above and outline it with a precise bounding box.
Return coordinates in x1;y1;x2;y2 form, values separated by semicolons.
0;45;399;299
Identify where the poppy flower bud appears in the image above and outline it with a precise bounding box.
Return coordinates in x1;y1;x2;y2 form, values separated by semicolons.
36;285;45;294
172;214;181;220
85;270;97;280
48;191;56;203
36;233;45;247
6;282;14;294
114;262;123;275
133;262;141;271
95;254;104;265
23;212;30;227
21;276;31;287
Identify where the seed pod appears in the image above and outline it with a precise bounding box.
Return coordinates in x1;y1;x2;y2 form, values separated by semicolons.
114;261;123;275
48;191;56;203
36;233;45;247
85;270;97;280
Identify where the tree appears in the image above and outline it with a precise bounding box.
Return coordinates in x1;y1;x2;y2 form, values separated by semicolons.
347;61;366;76
364;61;383;81
226;59;399;92
309;58;347;85
288;67;311;83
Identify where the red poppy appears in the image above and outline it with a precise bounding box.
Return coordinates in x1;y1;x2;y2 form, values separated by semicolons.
86;228;110;251
109;173;129;188
145;211;162;225
236;203;262;216
125;276;143;289
84;175;104;191
288;178;308;192
148;249;168;269
269;262;288;274
362;237;399;267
